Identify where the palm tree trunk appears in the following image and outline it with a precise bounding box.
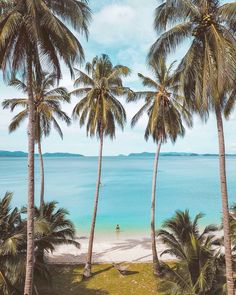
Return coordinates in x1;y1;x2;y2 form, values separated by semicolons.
215;105;234;295
83;132;104;278
151;141;162;276
24;54;35;295
38;139;45;216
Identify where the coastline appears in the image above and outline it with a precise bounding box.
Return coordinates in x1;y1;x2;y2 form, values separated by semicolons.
47;232;171;264
47;229;223;265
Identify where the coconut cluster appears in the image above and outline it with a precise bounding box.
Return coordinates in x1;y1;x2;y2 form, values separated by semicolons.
192;13;215;37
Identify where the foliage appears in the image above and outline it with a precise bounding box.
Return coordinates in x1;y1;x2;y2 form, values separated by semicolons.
157;210;226;295
2;73;71;142
0;192;25;295
72;54;130;139
230;204;236;251
128;58;192;143
149;0;236;117
0;0;91;78
33;201;80;260
0;192;79;295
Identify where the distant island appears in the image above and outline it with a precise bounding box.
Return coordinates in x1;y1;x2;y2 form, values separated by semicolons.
126;152;236;157
0;150;84;158
127;152;198;157
43;152;84;158
1;150;236;158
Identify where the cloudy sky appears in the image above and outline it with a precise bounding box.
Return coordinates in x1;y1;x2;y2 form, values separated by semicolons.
0;0;235;156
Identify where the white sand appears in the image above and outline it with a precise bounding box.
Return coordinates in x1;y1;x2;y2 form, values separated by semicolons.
46;232;171;264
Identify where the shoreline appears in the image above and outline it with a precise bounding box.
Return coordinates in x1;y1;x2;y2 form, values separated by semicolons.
47;229;223;265
47;233;171;264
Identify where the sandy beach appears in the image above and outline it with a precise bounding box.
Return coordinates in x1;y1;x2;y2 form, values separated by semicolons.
46;232;171;264
46;228;224;265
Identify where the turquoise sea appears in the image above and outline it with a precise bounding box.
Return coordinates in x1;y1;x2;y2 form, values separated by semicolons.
0;156;236;235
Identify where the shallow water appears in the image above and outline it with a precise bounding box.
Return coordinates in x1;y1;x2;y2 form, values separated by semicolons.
0;156;235;235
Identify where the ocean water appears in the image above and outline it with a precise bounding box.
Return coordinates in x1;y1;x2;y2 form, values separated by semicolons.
0;156;236;235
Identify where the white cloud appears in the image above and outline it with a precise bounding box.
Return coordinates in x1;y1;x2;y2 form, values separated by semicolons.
91;4;136;45
91;2;155;46
89;1;157;87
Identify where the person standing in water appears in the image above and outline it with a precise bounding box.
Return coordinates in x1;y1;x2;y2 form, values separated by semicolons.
115;224;121;239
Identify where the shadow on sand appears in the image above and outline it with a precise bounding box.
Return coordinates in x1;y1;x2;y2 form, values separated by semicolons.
47;238;154;264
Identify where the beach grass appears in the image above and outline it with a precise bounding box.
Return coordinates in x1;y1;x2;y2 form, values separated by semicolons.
39;263;164;295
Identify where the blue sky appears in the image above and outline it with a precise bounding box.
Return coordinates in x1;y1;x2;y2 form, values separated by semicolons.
0;0;235;156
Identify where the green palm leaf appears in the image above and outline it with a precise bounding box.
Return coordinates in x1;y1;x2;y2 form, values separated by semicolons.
72;55;129;139
130;57;191;144
3;73;71;141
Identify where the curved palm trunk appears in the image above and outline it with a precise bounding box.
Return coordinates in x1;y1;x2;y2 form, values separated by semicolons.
24;54;35;295
38;139;45;216
83;133;104;277
215;105;234;295
151;141;162;275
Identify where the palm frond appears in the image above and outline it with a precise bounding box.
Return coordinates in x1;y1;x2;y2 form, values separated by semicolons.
138;73;158;89
224;89;236;119
72;55;128;139
2;99;28;111
149;22;192;63
4;73;71;141
129;59;190;143
9;110;28;133
218;2;236;31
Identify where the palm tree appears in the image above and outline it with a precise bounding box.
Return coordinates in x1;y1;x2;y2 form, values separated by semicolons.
149;1;236;293
229;203;236;252
0;192;25;295
0;1;90;294
3;74;71;214
0;192;80;294
157;210;225;295
33;201;80;263
71;54;130;277
0;193;49;295
128;58;192;275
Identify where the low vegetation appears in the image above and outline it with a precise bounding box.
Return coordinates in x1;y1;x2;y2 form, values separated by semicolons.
39;264;164;295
